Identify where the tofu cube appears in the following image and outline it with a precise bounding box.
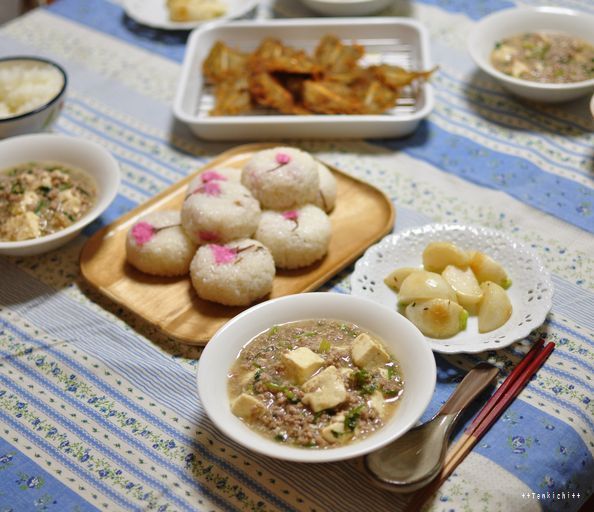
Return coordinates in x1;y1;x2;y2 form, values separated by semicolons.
231;393;264;420
369;390;385;419
4;212;41;241
239;369;257;387
351;333;390;370
282;347;324;384
321;415;352;444
302;366;347;413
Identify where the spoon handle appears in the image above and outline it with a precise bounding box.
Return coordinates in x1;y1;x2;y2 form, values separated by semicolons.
439;363;499;416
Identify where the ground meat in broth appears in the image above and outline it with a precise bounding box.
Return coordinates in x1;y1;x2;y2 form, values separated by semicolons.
0;162;96;242
491;32;594;84
228;319;404;449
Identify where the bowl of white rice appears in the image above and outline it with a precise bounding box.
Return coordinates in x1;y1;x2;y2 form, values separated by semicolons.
0;56;67;138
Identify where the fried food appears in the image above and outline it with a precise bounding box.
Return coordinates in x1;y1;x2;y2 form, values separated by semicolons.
202;35;435;116
250;38;317;74
167;0;226;22
372;64;437;89
202;41;248;83
314;34;364;74
210;78;252;116
249;73;310;115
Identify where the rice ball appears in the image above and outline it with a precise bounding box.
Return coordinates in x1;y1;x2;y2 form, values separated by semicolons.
190;239;275;306
185;167;240;196
255;204;331;269
312;162;337;213
126;210;196;276
241;147;318;210
181;180;260;245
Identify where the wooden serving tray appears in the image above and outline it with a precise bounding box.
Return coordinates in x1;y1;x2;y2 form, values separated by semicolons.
80;143;395;345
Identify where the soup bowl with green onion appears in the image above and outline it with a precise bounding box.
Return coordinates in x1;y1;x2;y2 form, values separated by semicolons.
0;134;120;256
197;292;436;462
468;7;594;102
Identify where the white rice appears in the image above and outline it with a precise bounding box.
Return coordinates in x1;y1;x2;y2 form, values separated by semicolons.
181;180;261;244
241;147;319;210
0;62;63;119
185;166;241;196
126;210;197;277
190;239;275;306
312;162;338;213
255;204;332;269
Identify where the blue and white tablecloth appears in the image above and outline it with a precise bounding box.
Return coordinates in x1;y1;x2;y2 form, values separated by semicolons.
0;1;592;511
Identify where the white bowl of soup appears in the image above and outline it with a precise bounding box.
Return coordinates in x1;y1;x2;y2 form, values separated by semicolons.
468;7;594;102
198;292;436;462
0;134;120;256
299;0;395;17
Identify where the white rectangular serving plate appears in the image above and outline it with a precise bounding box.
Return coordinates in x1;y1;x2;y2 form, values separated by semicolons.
173;18;434;140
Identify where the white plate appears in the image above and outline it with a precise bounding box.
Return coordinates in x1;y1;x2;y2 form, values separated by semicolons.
123;0;258;30
351;224;553;354
173;18;434;140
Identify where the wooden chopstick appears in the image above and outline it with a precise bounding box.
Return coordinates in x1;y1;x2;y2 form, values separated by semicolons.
404;340;555;512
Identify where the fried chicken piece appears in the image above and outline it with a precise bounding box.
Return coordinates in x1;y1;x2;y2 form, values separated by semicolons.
302;77;398;115
302;80;363;114
210;77;252;116
249;37;317;74
354;79;399;114
276;73;309;104
203;41;249;83
371;65;436;89
248;72;310;114
314;35;364;75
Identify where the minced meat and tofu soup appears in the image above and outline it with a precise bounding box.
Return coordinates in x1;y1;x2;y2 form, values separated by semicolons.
228;319;404;448
0;162;96;242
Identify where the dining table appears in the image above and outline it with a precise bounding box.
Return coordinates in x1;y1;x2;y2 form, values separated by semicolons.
0;0;593;511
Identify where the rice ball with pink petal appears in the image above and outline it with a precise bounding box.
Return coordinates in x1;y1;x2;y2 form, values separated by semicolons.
185;167;241;196
190;239;275;306
255;204;331;269
312;162;337;213
181;180;260;245
126;210;196;276
241;147;318;210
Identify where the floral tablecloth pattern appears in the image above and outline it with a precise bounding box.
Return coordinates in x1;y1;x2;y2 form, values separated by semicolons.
0;1;592;511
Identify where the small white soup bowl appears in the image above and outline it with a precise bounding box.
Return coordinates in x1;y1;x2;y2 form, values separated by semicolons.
197;292;436;463
0;134;120;256
468;7;594;103
300;0;395;17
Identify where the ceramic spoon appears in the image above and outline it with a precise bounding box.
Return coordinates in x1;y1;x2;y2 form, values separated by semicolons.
364;362;499;492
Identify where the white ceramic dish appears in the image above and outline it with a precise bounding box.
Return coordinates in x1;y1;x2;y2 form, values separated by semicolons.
173;18;434;140
468;7;594;103
0;134;120;256
123;0;258;30
197;292;436;463
0;56;67;139
300;0;394;16
351;224;553;354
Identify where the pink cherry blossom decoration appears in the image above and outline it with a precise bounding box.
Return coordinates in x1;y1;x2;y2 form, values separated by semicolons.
275;152;291;165
201;170;227;183
282;210;299;221
199;181;222;196
199;231;220;242
211;244;237;265
131;221;155;245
